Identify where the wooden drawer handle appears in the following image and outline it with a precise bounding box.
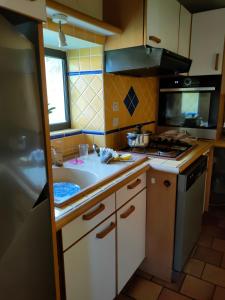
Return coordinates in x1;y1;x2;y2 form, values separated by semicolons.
149;35;161;44
120;205;135;219
82;204;105;221
96;222;116;239
127;178;141;189
215;53;219;71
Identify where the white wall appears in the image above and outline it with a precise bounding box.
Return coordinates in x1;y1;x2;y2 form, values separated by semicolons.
55;0;103;19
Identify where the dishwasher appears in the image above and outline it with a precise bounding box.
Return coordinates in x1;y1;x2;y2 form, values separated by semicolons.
173;155;207;272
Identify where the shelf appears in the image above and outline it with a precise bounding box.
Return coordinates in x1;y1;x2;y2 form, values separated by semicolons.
46;0;122;37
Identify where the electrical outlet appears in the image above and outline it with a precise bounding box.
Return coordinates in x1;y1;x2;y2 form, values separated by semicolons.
112;117;119;127
112;101;119;112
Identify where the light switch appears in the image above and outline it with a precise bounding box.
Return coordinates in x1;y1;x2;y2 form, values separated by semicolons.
151;177;156;184
112;101;119;112
112;117;119;127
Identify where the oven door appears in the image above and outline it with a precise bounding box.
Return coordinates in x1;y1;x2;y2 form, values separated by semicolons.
158;87;219;130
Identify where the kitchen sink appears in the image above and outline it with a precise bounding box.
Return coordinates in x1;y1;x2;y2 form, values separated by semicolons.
52;167;99;190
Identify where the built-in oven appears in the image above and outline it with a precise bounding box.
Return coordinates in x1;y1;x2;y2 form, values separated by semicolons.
157;75;221;139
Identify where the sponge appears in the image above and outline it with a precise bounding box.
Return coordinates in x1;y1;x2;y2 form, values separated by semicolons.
119;153;132;161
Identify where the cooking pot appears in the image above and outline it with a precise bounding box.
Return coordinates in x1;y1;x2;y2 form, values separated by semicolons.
126;125;152;148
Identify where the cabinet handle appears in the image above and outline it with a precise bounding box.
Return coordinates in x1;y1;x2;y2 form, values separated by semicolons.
82;203;105;221
120;205;135;219
164;180;171;188
127;178;141;189
215;53;219;71
149;35;161;44
96;222;116;239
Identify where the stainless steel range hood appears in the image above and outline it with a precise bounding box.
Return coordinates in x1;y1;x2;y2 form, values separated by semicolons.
104;45;192;77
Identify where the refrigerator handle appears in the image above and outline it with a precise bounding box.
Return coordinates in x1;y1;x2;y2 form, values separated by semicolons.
33;183;49;208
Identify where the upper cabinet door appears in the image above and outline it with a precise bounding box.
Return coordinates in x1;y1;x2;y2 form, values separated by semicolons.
178;5;191;57
146;0;180;53
190;8;225;76
0;0;46;21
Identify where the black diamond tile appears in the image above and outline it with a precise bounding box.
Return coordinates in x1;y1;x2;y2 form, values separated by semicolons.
128;86;135;100
131;95;139;108
124;95;131;109
124;86;139;116
128;103;136;116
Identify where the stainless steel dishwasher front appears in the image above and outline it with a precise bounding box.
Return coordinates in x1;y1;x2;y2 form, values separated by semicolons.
173;156;207;272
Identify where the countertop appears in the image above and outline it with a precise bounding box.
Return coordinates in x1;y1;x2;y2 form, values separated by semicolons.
54;153;149;229
54;140;213;230
148;140;213;174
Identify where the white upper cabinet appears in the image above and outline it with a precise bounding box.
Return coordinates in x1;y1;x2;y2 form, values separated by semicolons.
190;8;225;75
146;0;180;53
0;0;46;21
178;5;191;57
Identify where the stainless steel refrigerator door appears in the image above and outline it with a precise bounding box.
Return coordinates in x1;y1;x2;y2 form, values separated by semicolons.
0;12;55;299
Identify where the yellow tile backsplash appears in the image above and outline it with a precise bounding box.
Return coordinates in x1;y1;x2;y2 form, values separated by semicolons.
67;46;104;132
51;134;85;157
51;46;159;154
104;74;158;131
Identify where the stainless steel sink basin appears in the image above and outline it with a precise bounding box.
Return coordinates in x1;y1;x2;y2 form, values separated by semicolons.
53;167;99;190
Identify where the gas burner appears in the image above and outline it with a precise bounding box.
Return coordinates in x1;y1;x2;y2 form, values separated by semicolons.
125;137;195;160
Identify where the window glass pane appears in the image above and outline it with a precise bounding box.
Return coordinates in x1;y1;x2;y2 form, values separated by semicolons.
45;56;66;124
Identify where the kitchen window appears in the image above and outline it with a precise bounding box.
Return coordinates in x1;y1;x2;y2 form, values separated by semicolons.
45;48;70;131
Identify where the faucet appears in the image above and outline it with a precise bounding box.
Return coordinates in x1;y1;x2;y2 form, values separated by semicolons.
93;144;100;156
51;146;63;167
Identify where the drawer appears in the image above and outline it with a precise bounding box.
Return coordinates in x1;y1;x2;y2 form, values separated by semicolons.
62;193;115;250
116;173;146;209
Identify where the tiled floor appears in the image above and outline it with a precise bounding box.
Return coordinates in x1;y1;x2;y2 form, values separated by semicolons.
117;208;225;300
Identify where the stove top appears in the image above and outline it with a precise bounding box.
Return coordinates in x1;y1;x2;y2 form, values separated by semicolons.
126;137;194;160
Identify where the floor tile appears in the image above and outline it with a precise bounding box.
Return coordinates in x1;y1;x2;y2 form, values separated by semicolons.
202;264;225;288
198;232;213;247
212;238;225;252
181;274;214;300
202;225;225;240
136;270;153;281
213;286;225;300
158;288;191;300
152;271;185;292
193;245;223;266
126;276;162;300
184;258;205;277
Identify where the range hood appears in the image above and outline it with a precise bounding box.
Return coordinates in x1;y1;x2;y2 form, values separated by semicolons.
104;45;192;77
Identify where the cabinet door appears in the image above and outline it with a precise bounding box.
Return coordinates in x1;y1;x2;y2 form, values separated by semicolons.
117;189;146;293
62;194;115;250
141;170;177;282
0;0;46;21
190;8;225;75
64;215;116;300
178;5;191;57
146;0;180;53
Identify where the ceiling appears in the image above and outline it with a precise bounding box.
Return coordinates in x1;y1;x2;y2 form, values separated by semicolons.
43;29;99;50
178;0;225;13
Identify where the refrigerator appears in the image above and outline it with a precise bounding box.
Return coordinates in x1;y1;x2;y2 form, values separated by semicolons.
0;8;56;300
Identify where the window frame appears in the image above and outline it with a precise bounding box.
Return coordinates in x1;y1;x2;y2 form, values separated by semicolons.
45;48;71;131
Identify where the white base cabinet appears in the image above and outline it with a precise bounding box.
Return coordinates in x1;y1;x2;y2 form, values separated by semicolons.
0;0;46;21
117;189;146;293
62;173;147;300
64;215;116;300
